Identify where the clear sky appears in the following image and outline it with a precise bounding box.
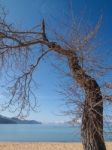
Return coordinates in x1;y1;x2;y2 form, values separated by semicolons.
0;0;112;123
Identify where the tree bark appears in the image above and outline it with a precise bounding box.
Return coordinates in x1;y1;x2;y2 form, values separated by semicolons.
39;40;106;150
68;52;106;150
81;78;106;150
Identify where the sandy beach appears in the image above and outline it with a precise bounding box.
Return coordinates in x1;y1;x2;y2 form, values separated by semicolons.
0;142;111;150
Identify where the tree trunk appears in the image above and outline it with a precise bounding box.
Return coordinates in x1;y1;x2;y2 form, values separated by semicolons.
68;52;106;150
81;78;106;150
45;41;106;149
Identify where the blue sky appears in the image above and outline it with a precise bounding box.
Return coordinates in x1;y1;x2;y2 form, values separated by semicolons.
0;0;112;123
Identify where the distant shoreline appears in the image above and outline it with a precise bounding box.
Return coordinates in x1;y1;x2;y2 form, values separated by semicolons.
0;115;42;124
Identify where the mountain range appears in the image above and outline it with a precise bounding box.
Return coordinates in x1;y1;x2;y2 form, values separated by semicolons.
0;115;42;124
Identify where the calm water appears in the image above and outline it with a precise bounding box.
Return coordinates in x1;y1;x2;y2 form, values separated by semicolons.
0;124;111;142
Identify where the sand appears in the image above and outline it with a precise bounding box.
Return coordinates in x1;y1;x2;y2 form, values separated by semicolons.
0;142;111;150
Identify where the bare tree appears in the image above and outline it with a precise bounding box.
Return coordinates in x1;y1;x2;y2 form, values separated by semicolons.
1;5;112;150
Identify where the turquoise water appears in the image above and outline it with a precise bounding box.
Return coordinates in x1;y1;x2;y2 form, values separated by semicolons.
0;124;111;142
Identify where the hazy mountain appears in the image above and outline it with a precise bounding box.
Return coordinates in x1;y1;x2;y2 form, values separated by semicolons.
0;115;16;124
0;115;42;124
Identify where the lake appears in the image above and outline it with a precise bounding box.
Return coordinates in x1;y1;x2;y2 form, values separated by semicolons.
0;124;111;142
